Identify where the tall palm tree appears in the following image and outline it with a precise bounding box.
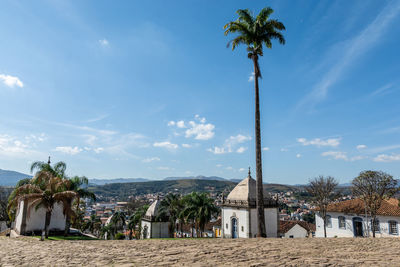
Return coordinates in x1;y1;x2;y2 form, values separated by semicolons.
224;7;285;237
9;171;76;239
157;193;182;237
30;159;67;179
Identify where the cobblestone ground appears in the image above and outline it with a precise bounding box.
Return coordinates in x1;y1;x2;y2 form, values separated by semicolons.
0;236;399;266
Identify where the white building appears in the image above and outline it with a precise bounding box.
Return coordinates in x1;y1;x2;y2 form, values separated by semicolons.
315;198;400;238
14;199;66;235
279;220;315;238
141;198;170;239
221;171;279;238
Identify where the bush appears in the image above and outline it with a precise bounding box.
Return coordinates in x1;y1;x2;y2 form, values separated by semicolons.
115;233;125;240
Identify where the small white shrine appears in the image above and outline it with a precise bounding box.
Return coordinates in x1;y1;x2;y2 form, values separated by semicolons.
141;197;170;239
221;169;279;238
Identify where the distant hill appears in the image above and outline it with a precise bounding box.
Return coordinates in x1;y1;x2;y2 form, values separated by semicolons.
89;178;149;185
89;179;237;201
163;175;227;181
0;169;32;186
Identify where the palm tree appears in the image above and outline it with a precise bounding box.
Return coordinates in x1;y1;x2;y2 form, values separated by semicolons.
9;171;76;239
128;204;149;239
30;159;67;179
66;176;96;235
183;192;218;237
111;211;127;237
224;7;285;237
100;223;113;240
157;193;182;237
83;214;102;237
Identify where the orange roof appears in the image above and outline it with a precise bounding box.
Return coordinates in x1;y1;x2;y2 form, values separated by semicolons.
325;198;400;217
279;220;315;234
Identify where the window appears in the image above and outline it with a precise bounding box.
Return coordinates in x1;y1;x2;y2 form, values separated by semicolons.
241;226;244;232
226;223;228;229
370;219;380;233
389;221;398;235
326;215;332;228
338;216;346;229
289;235;294;238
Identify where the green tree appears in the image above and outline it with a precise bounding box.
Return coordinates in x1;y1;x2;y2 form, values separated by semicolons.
128;204;149;239
224;7;285;237
183;192;218;237
157;193;183;237
100;223;113;240
111;211;127;237
67;176;96;235
83;214;102;237
352;170;399;238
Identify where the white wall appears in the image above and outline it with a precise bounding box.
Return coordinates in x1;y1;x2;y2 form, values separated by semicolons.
222;207;249;238
315;212;400;238
283;224;308;238
15;200;66;234
141;220;169;238
222;207;278;238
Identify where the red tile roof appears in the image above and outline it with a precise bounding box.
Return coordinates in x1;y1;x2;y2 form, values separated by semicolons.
279;220;315;234
325;198;400;217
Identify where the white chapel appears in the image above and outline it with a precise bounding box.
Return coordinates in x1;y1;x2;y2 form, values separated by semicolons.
221;170;279;238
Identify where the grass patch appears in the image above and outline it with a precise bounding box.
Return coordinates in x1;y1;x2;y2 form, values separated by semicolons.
34;235;98;241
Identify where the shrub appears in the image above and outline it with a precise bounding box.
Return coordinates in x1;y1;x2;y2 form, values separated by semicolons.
115;233;125;240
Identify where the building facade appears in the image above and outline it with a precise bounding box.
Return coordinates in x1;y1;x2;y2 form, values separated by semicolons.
14;199;66;235
141;198;170;239
279;220;315;238
221;172;279;238
315;198;400;238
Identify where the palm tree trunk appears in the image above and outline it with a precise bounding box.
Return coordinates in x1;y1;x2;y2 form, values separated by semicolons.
44;210;52;239
253;55;266;238
64;214;70;237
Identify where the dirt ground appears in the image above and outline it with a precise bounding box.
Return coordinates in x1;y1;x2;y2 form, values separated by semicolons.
0;236;399;266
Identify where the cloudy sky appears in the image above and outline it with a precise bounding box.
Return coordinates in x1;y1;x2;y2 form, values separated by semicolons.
1;0;400;184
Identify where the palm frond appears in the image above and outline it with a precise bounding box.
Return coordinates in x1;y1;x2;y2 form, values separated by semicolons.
256;7;274;23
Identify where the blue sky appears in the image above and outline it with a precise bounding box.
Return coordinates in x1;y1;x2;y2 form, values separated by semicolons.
1;0;400;184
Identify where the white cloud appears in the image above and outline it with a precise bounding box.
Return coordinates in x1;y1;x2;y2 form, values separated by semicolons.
239;168;246;172
296;153;302;158
236;146;247;153
208;134;251;154
321;151;348;160
321;151;364;162
167;121;175;126
373;154;400;162
297;1;400;109
181;143;192;148
216;164;222;168
195;114;206;123
207;147;227;154
99;39;109;46
263;147;270;151
369;83;394;97
0;135;28;154
297;137;341;147
54;146;82;155
0;74;24;88
248;72;255;82
176;120;186;128
142;157;161;163
280;148;289;152
357;144;367;150
185;120;215;140
153;141;178;149
226;166;233;170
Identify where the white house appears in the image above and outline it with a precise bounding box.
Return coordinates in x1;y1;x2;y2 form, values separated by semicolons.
279;220;315;238
141;198;170;239
14;199;66;235
315;198;400;238
221;171;279;238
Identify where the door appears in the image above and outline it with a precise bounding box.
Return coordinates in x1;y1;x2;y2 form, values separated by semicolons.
353;217;363;237
231;218;238;238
